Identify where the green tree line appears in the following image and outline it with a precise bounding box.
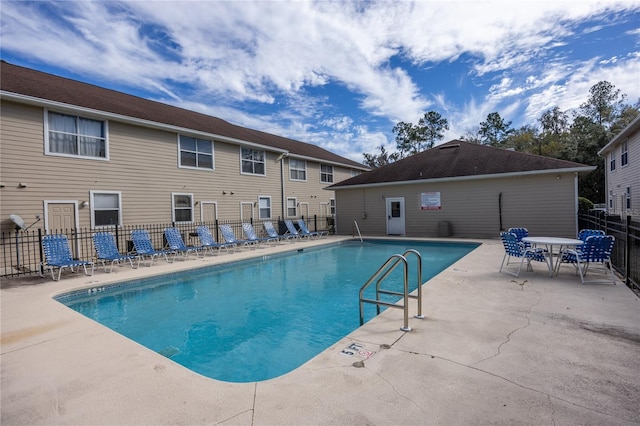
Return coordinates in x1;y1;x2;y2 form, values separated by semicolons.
362;81;640;203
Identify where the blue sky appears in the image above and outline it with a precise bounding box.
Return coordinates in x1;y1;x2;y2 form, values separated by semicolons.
1;1;639;162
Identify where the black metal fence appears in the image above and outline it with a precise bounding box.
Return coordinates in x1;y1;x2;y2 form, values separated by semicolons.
1;216;331;278
578;211;640;293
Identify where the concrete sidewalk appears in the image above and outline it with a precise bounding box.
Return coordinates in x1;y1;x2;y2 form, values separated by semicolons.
1;237;639;425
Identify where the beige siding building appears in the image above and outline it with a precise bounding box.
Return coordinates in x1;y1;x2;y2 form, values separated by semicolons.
598;114;640;216
0;63;368;234
328;141;596;239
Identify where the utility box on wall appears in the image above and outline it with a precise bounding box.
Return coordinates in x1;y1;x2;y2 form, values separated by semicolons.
438;220;452;237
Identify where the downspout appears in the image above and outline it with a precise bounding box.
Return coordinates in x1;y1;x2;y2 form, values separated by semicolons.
498;192;503;230
574;172;579;236
277;153;289;219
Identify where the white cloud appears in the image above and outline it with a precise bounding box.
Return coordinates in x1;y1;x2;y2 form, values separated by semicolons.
1;0;638;162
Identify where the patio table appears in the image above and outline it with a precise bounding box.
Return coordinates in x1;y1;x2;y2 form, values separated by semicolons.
522;236;583;277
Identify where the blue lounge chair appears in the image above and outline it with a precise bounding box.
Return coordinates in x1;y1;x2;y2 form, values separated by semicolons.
196;225;231;254
557;235;616;284
219;224;251;249
263;221;297;243
284;220;306;239
42;234;94;281
499;232;547;277
242;222;276;246
93;231;139;272
130;229;172;265
164;227;203;260
297;219;328;239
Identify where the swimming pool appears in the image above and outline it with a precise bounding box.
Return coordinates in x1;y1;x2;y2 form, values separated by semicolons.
56;239;478;382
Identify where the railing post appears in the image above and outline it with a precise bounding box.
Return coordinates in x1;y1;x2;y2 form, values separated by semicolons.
625;215;631;287
38;228;44;276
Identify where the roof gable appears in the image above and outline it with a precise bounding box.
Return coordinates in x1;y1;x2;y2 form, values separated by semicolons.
0;62;367;170
330;140;595;188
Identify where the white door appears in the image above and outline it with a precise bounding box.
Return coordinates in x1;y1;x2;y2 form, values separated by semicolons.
299;202;309;219
200;202;217;224
386;197;405;235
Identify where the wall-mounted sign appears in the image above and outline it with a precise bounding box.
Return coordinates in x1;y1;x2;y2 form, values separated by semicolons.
421;192;441;210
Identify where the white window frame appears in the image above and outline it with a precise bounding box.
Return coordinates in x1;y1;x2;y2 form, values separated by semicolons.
610;151;616;171
286;197;297;217
289;159;307;181
258;196;272;219
178;135;214;170
621;139;628;167
320;164;334;183
172;192;194;223
330;198;336;215
240;147;266;176
89;190;122;228
44;109;109;160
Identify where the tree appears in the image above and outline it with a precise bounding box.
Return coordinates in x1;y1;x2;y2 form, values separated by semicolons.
362;145;400;168
538;107;570;157
579;81;627;131
460;126;482;144
393;111;449;157
478;112;514;146
502;125;539;153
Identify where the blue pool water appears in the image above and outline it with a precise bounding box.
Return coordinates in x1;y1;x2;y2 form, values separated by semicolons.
57;239;478;382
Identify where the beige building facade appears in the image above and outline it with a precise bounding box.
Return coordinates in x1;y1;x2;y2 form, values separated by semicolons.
598;114;640;216
0;64;367;234
329;141;596;239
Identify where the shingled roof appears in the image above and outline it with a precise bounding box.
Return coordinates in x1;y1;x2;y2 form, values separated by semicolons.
0;62;367;170
328;140;595;188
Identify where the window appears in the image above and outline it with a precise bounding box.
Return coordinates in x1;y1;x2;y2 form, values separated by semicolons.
46;111;107;159
90;191;121;227
179;136;213;169
320;164;334;183
258;196;271;219
609;190;614;209
241;148;265;175
172;193;194;222
621;139;628;167
287;198;297;217
627;187;632;210
610;152;616;171
330;198;336;215
289;159;306;181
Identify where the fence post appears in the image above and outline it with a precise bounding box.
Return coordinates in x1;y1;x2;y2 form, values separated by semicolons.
625;215;631;287
37;228;44;276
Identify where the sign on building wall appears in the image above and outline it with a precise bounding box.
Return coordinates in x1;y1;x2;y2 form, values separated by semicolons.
420;192;441;210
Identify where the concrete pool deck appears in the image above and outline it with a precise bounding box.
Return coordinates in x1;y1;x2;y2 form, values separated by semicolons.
1;236;639;425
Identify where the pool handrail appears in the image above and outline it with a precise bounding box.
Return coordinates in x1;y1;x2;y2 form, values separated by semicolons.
358;249;424;331
353;220;363;244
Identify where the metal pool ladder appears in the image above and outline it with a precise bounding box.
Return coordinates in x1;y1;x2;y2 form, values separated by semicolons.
358;249;424;331
353;220;363;243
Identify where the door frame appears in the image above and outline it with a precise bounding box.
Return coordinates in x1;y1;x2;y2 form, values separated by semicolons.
385;197;405;235
200;201;218;223
43;200;80;231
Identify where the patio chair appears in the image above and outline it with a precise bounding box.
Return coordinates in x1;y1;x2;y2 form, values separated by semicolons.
164;227;203;260
242;222;277;246
196;225;232;255
284;220;307;239
219;224;251;249
507;227;530;247
297;219;328;239
41;234;94;281
556;235;616;284
263;221;297;243
93;231;140;272
130;229;172;266
499;232;547;277
578;229;605;242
